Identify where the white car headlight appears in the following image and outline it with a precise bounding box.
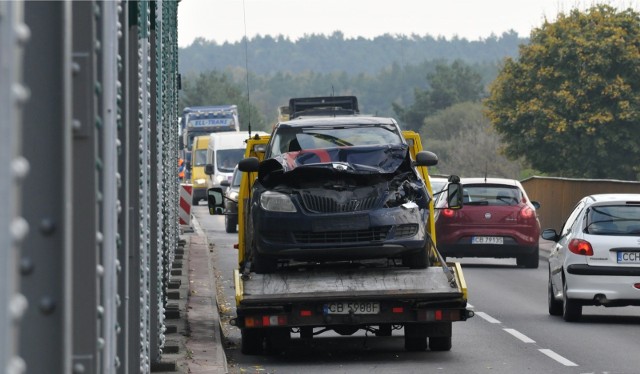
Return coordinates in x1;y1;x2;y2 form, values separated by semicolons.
228;191;238;200
260;191;297;212
195;178;206;185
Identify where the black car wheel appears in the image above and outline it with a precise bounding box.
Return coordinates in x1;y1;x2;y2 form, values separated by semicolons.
548;272;562;316
562;279;582;322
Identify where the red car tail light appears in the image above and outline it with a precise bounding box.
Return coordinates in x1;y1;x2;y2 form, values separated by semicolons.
568;239;593;256
519;206;535;219
442;208;455;218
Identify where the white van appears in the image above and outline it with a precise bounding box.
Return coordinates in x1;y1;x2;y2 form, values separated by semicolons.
205;131;267;189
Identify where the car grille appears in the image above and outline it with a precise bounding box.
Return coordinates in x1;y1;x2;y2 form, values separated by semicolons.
300;193;378;213
395;224;419;238
293;226;391;244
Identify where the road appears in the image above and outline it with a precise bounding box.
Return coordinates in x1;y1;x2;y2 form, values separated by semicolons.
193;206;640;374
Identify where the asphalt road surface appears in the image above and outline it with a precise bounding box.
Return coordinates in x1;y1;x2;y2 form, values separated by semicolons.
193;206;640;374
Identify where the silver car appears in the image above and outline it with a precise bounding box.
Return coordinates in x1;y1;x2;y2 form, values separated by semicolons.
543;194;640;321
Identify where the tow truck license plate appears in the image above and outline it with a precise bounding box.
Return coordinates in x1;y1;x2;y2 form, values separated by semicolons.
324;302;380;315
617;251;640;263
472;236;503;244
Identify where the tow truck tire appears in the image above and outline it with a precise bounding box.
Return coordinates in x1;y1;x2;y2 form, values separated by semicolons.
404;336;427;351
562;280;582;322
264;328;290;355
429;336;452;351
225;214;237;233
375;324;392;337
241;328;264;355
547;274;562;316
402;247;429;269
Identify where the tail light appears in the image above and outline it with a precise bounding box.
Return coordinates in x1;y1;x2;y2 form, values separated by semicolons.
519;206;535;219
568;239;593;256
442;209;455;218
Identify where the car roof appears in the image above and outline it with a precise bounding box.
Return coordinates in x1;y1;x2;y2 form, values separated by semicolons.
585;193;640;204
460;177;522;187
277;115;397;128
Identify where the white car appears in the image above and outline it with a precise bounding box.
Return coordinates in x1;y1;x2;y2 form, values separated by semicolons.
542;194;640;321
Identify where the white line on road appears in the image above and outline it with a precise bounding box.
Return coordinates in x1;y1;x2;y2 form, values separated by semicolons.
539;349;578;366
475;311;501;324
504;328;535;343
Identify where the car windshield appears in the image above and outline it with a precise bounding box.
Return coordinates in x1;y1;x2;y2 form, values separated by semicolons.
586;205;640;235
462;185;523;206
231;168;242;187
193;149;207;166
216;148;245;173
269;124;402;157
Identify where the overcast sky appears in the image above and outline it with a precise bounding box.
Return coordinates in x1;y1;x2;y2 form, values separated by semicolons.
177;0;639;47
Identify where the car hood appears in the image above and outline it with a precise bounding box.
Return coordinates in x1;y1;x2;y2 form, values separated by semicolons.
258;145;412;187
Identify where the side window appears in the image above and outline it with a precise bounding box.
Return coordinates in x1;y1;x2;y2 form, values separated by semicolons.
560;201;586;237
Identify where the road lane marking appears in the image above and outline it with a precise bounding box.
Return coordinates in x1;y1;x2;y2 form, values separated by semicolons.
539;349;578;366
475;311;501;324
504;328;535;343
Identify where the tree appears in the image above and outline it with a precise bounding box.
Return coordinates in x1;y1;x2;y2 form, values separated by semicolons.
485;5;640;180
393;60;485;131
179;71;267;131
420;102;524;179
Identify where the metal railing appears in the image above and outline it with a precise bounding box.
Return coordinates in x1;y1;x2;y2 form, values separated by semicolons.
0;1;181;373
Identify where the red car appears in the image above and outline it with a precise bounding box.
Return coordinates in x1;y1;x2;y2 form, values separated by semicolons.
434;177;541;268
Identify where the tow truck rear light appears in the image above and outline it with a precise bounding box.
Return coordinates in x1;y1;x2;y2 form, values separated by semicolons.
442;209;455;218
300;310;313;317
392;307;404;313
417;309;461;321
244;314;288;328
568;239;593;256
634;283;640;290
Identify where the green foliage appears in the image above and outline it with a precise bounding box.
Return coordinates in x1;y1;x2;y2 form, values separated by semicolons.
179;32;525;76
179;71;268;131
420;102;524;178
485;5;640;180
393;60;485;131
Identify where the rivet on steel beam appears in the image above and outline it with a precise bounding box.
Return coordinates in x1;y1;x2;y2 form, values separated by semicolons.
72;363;86;373
11;217;29;244
97;337;105;350
72;119;82;132
39;218;56;236
15;23;31;45
97;305;104;318
12;84;30;105
96;231;104;244
72;62;81;75
97;264;104;276
8;357;26;374
10;294;28;321
20;257;34;276
39;297;56;315
11;156;30;180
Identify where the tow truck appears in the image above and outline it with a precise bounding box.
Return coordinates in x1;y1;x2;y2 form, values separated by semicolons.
207;102;473;355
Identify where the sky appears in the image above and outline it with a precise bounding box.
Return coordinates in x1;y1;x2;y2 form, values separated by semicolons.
178;0;640;47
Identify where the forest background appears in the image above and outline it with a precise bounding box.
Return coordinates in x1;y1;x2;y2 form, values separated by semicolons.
178;31;529;178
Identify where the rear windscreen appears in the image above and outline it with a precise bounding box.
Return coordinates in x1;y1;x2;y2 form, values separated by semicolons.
586;205;640;235
463;185;523;206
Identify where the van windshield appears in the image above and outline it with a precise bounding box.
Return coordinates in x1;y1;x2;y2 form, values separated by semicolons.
216;148;245;173
193;149;207;166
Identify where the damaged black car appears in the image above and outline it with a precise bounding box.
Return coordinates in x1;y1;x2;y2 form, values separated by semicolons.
236;116;441;273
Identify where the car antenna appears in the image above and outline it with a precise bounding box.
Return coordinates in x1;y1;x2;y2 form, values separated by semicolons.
484;164;487;183
242;0;252;139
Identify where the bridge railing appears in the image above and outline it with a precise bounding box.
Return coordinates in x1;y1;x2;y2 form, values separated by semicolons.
0;1;181;373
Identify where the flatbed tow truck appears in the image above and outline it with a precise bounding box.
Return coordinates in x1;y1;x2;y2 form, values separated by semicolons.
207;101;473;355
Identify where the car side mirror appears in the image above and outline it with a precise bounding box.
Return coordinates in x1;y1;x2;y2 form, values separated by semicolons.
446;182;463;209
531;201;541;210
204;164;214;175
207;188;225;215
238;157;260;172
413;151;438;167
541;228;559;242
